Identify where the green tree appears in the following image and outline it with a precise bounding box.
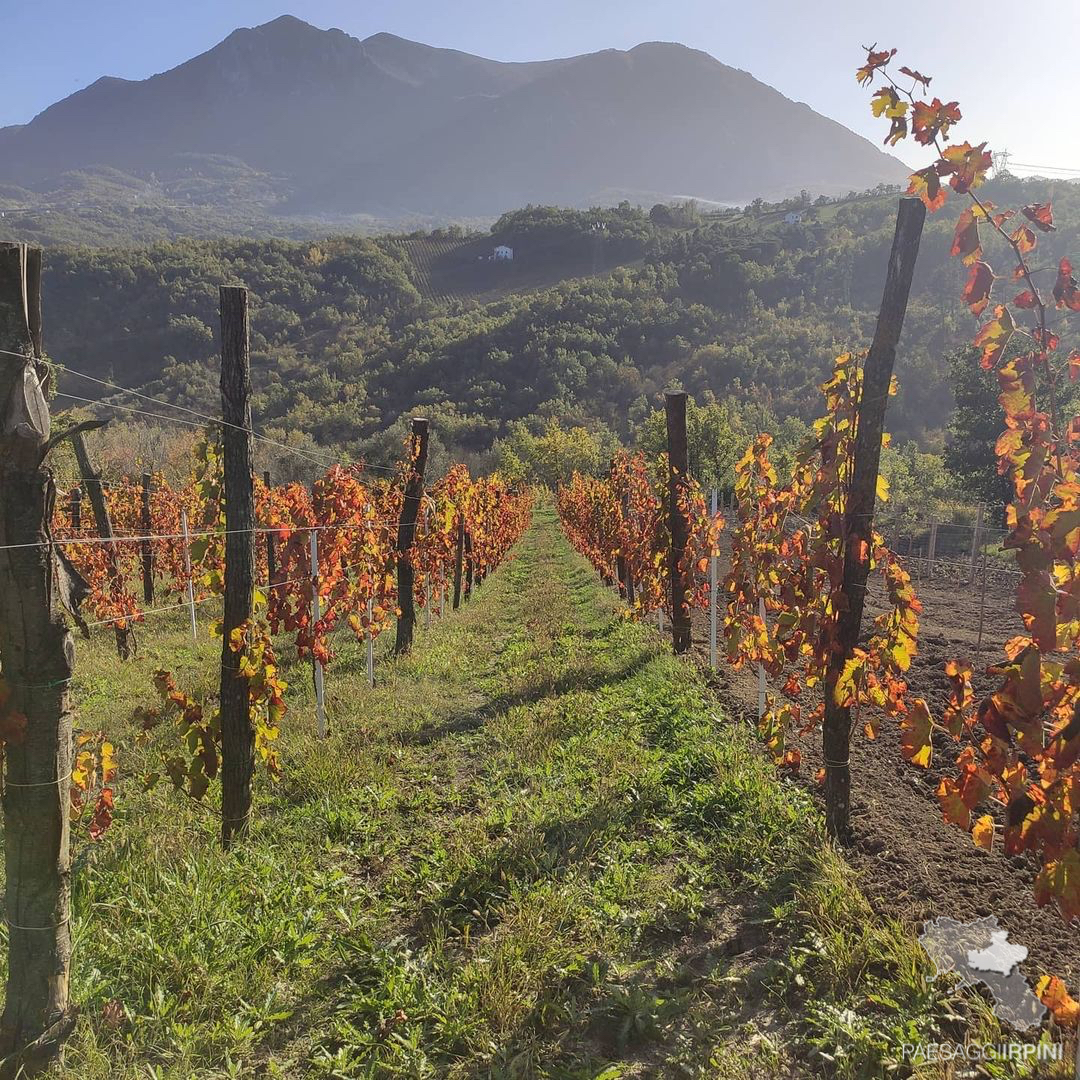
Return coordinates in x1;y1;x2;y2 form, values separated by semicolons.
944;346;1011;512
495;418;617;488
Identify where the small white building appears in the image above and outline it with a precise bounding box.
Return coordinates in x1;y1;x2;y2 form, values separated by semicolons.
493;244;514;261
783;211;804;225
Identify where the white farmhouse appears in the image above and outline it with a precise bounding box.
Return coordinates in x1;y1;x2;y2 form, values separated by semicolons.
783;211;804;225
493;244;514;261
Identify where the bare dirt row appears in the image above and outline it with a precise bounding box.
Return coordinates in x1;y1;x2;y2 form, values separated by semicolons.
683;538;1080;986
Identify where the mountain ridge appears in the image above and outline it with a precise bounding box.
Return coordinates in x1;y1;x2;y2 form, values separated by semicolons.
0;16;908;221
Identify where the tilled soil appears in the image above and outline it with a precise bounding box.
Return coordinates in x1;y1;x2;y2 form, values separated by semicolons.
684;540;1080;988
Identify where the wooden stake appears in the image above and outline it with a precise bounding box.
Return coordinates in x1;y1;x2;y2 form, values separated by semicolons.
366;596;375;687
218;285;256;850
180;510;197;640
665;391;691;655
969;504;984;579
70;486;81;532
822;197;925;841
976;544;988;668
927;521;939;577
72;432;133;659
621;491;635;607
709;488;718;670
612;460;628;600
452;513;465;610
464;528;474;601
394;418;429;655
309;530;327;738
758;597;767;721
140;472;154;605
263;470;276;582
0;242;76;1063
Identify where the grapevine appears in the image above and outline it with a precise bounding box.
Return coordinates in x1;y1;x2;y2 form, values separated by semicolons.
858;48;1080;942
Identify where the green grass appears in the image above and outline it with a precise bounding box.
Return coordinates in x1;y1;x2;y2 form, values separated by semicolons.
10;503;1042;1077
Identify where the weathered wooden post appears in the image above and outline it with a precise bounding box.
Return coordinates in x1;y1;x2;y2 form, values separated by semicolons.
464;528;474;601
621;491;635;606
452;512;465;610
969;504;984;579
140;472;154;605
611;458;628;599
72;433;133;659
394;418;429;655
262;470;276;582
69;487;81;532
665;391;692;655
218;285;256;849
709;489;718;670
822;197;925;841
366;596;375;687
0;242;75;1065
309;530;327;738
180;509;197;640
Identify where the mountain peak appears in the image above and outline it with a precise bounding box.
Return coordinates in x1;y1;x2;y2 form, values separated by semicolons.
0;24;908;215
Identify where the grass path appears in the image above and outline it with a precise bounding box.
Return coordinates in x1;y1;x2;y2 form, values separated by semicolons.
38;503;1021;1078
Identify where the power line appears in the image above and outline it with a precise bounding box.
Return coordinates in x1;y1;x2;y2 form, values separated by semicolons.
1008;162;1080;176
55;363;345;469
0;347;399;474
0;518;411;554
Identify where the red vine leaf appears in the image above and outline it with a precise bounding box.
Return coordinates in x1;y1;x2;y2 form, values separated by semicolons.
1037;976;1080;1027
962;262;994;315
911;98;961;145
908;166;946;212
973;305;1015;370
1021;203;1055;232
1053;258;1080;311
1034;849;1080;922
940;142;992;194
899;66;932;88
950;207;982;265
856;46;896;85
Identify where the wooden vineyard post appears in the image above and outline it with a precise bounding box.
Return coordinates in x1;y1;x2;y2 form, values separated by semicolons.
464;528;474;601
218;285;256;850
420;506;432;630
621;492;635;607
709;489;718;670
71;432;133;659
452;513;465;610
976;544;988;667
665;391;691;655
180;509;197;640
69;487;81;532
0;242;79;1066
394;418;429;656
140;472;154;605
366;596;375;687
758;597;767;721
263;471;276;582
969;504;984;579
822;196;925;841
927;521;939;577
309;530;327;738
612;459;628;600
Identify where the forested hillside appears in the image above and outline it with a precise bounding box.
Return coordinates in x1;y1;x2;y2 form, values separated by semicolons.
40;176;1080;472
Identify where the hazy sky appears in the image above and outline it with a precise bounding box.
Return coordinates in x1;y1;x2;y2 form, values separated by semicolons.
3;0;1078;177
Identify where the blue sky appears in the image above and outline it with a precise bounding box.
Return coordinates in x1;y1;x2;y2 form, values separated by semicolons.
3;0;1078;176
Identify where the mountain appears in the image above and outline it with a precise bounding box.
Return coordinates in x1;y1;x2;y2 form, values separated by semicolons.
0;15;908;222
